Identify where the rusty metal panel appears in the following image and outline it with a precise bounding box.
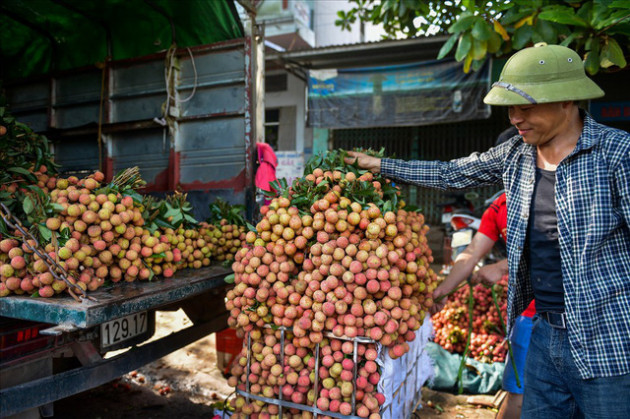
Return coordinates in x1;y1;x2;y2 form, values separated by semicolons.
110;60;166;123
53;136;100;175
176;48;248;210
109;129;170;189
178;49;246;117
180;84;246;118
5;80;49;132
4;40;254;223
53;71;101;129
177;117;246;185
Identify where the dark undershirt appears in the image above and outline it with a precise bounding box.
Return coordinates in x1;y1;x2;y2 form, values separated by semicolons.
527;167;565;313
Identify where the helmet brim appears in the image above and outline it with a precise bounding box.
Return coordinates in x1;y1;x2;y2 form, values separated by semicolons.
484;78;605;106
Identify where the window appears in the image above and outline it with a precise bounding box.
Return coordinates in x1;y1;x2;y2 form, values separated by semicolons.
266;74;287;93
265;109;280;150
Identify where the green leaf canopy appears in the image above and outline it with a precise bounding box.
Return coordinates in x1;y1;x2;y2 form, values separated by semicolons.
0;0;244;80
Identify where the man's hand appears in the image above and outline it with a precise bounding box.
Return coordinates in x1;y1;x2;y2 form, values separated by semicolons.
344;151;381;173
471;259;508;286
429;284;451;315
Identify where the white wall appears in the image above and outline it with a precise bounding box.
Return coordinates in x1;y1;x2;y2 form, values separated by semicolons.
265;71;312;154
314;0;386;47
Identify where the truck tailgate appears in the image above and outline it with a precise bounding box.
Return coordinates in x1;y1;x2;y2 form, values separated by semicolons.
0;266;231;328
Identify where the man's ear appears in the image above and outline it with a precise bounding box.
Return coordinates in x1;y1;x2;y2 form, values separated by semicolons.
562;101;577;110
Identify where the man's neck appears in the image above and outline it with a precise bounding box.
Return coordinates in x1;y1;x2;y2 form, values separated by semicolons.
537;107;583;170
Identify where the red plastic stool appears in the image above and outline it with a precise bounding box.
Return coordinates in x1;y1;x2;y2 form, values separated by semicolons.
215;328;244;376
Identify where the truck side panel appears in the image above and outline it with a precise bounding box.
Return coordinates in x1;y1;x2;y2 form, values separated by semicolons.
5;39;255;221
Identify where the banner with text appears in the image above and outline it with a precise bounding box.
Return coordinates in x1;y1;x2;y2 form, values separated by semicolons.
275;151;304;186
308;59;491;129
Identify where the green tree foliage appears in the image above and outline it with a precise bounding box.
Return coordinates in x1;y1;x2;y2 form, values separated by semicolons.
336;0;630;74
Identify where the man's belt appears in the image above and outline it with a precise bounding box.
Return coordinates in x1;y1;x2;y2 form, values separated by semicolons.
541;311;567;329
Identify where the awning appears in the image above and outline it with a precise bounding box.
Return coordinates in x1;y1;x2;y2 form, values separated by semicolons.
308;59;492;129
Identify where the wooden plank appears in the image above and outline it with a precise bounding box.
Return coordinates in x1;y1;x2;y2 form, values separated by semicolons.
0;266;231;328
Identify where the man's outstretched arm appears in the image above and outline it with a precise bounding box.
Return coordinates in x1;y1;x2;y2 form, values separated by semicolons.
430;232;496;314
345;151;381;173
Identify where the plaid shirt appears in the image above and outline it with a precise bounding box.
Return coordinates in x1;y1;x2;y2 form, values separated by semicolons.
382;113;630;379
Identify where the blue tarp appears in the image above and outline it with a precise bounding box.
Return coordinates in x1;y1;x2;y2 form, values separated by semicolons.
308;59;491;129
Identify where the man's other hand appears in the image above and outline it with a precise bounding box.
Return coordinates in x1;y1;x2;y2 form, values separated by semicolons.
344;151;382;173
429;285;450;315
471;259;508;286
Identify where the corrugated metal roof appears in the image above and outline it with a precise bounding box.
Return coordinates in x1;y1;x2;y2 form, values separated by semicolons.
267;35;450;70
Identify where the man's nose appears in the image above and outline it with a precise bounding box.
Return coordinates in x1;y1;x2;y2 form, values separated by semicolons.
509;109;524;125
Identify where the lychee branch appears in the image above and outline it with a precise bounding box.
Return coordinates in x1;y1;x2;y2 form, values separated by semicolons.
0;202;93;302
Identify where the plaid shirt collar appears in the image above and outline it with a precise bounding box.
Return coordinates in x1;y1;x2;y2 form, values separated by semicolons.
574;110;599;151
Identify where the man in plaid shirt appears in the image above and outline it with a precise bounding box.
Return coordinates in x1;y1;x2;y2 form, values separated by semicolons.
347;43;630;418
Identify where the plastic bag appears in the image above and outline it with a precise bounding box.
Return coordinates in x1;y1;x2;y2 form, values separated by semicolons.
425;342;504;394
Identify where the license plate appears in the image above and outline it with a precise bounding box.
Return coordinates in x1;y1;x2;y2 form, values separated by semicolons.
451;229;474;248
441;213;452;224
101;312;148;348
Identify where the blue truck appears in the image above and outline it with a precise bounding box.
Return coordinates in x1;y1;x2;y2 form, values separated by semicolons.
0;1;263;416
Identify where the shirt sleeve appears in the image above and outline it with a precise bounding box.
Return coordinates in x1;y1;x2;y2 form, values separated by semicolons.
614;146;630;228
380;146;505;190
478;202;500;242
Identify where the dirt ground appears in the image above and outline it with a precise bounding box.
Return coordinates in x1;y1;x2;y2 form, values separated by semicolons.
53;310;235;418
419;388;498;419
53;310;499;419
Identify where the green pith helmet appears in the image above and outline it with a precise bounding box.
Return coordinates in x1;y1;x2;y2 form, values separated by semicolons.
484;43;605;106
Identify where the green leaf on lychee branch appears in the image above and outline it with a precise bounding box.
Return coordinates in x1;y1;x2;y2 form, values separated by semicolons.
207;198;246;226
0;219;10;237
246;300;261;312
163;203;180;219
165;193;199;229
25;184;46;200
22;196;35;215
8;166;37;182
155;218;175;229
0;191;11;203
38;224;52;242
51;227;71;247
183;214;198;225
122;190;144;205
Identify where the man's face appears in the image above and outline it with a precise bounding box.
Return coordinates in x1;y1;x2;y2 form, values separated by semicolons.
508;102;567;147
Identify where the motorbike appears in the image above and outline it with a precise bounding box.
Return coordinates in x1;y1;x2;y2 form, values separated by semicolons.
437;191;477;271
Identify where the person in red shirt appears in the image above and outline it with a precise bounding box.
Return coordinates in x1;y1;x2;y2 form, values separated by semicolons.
255;142;278;206
432;192;535;419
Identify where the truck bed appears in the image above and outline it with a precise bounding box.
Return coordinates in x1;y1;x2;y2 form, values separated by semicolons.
0;265;232;328
0;265;233;417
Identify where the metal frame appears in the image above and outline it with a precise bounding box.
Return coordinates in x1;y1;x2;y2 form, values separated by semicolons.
0;312;230;418
239;326;377;418
0;266;231;328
